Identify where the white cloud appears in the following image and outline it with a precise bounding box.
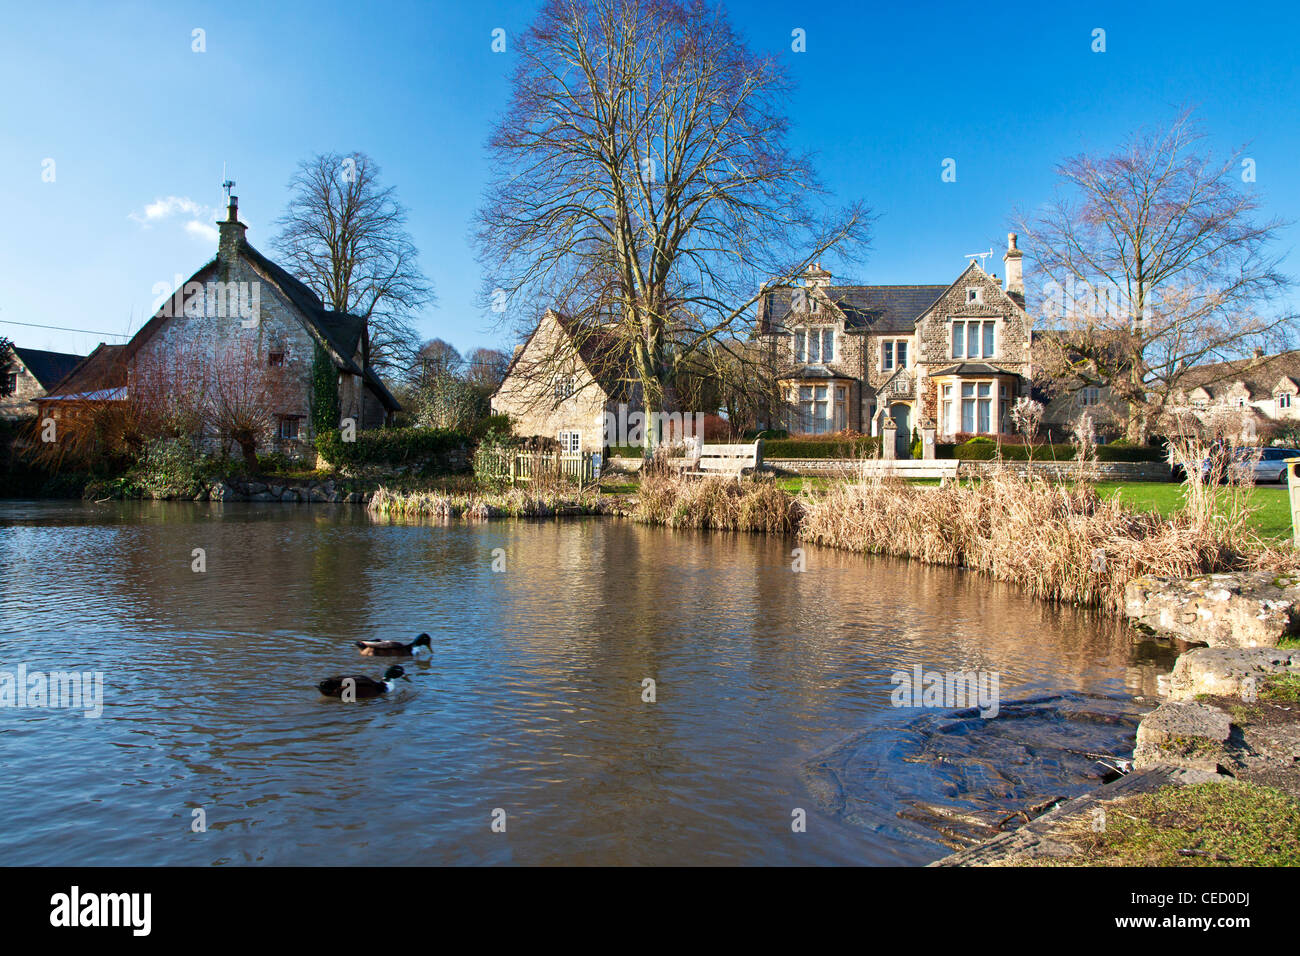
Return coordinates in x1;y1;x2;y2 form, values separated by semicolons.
130;196;219;242
184;220;220;243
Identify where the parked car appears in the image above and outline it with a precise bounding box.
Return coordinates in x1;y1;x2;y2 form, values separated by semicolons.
1197;447;1300;484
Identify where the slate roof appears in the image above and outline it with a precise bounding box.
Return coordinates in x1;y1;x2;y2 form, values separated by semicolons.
10;347;85;389
759;284;948;334
1176;350;1300;400
929;362;1018;377
39;344;128;400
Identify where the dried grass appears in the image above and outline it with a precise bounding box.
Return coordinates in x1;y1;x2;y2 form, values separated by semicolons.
799;466;1257;613
369;484;604;519
633;473;802;533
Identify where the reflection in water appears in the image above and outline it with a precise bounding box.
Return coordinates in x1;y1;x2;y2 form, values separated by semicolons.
0;501;1174;865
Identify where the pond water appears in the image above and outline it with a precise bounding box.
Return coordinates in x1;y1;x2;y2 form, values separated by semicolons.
0;501;1174;865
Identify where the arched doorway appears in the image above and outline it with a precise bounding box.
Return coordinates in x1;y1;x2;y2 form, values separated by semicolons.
890;403;911;459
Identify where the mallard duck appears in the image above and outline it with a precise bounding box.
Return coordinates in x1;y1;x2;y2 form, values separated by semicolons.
354;633;432;657
317;665;407;699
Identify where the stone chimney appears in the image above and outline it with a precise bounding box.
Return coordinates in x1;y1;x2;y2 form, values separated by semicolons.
803;262;833;289
1003;232;1024;303
217;196;247;271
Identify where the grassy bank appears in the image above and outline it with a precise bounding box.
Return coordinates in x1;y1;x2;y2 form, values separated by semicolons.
369;484;605;519
632;468;1283;614
1026;781;1300;866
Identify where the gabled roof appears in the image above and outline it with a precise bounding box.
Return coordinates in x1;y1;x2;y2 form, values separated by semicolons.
496;309;632;402
115;235;399;414
9;346;86;389
40;343;128;400
1176;350;1300;402
759;284;948;334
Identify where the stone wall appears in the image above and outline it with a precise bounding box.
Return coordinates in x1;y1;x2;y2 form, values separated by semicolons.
764;457;1171;481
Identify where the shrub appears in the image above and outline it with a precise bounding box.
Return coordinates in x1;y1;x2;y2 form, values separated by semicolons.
133;437;207;499
470;414;512;442
764;436;881;459
316;426;468;472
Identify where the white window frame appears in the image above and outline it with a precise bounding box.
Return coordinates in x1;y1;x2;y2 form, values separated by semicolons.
793;326;834;363
557;430;581;453
951;320;996;360
1279;392;1293;409
552;375;577;403
278;416;301;440
881;339;909;371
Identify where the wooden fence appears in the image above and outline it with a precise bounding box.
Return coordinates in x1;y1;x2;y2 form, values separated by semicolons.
478;449;601;485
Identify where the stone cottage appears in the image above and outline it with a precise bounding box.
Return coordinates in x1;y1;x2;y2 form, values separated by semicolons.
39;197;398;455
490;309;635;454
1166;349;1300;435
1;346;85;420
755;233;1035;456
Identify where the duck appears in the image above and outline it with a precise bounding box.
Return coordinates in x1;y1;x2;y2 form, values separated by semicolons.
354;633;433;657
317;665;407;699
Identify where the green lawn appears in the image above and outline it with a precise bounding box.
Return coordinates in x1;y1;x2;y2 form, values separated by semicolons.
1095;482;1293;541
608;473;1295;541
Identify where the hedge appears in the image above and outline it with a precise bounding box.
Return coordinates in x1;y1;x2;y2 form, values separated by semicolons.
316;426;468;469
934;441;1166;462
764;437;881;459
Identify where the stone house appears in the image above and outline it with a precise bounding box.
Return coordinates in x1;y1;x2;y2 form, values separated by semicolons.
1;346;85;420
1165;349;1300;436
755;233;1035;456
38;197;398;455
490;309;635;454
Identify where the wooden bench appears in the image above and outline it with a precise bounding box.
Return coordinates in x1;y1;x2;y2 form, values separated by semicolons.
856;459;960;480
679;439;765;480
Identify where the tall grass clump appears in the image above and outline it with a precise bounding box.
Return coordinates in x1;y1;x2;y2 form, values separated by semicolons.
369;483;604;519
799;465;1256;613
633;473;802;533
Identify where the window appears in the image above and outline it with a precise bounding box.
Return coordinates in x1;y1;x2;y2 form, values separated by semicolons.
558;431;581;453
951;320;996;359
941;384;952;433
966;288;982;304
882;340;908;371
268;350;286;367
959;381;996;434
1079;387;1100;407
793;328;834;363
3;371;16;394
278;417;301;440
1279;393;1293;409
552;375;576;403
797;384;843;434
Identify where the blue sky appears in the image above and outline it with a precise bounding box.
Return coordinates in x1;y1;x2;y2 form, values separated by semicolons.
2;0;1298;360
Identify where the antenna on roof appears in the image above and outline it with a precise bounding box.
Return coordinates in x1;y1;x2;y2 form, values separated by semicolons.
221;162;235;203
965;249;993;270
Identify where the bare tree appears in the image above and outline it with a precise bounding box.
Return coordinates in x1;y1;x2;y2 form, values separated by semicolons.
410;338;463;386
1017;108;1294;441
464;347;511;393
476;0;870;442
206;341;294;467
273;152;433;374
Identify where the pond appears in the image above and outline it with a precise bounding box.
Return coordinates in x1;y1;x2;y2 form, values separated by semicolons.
0;501;1174;865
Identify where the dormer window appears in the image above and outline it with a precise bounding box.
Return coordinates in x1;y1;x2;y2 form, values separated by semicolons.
1279;393;1293;409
